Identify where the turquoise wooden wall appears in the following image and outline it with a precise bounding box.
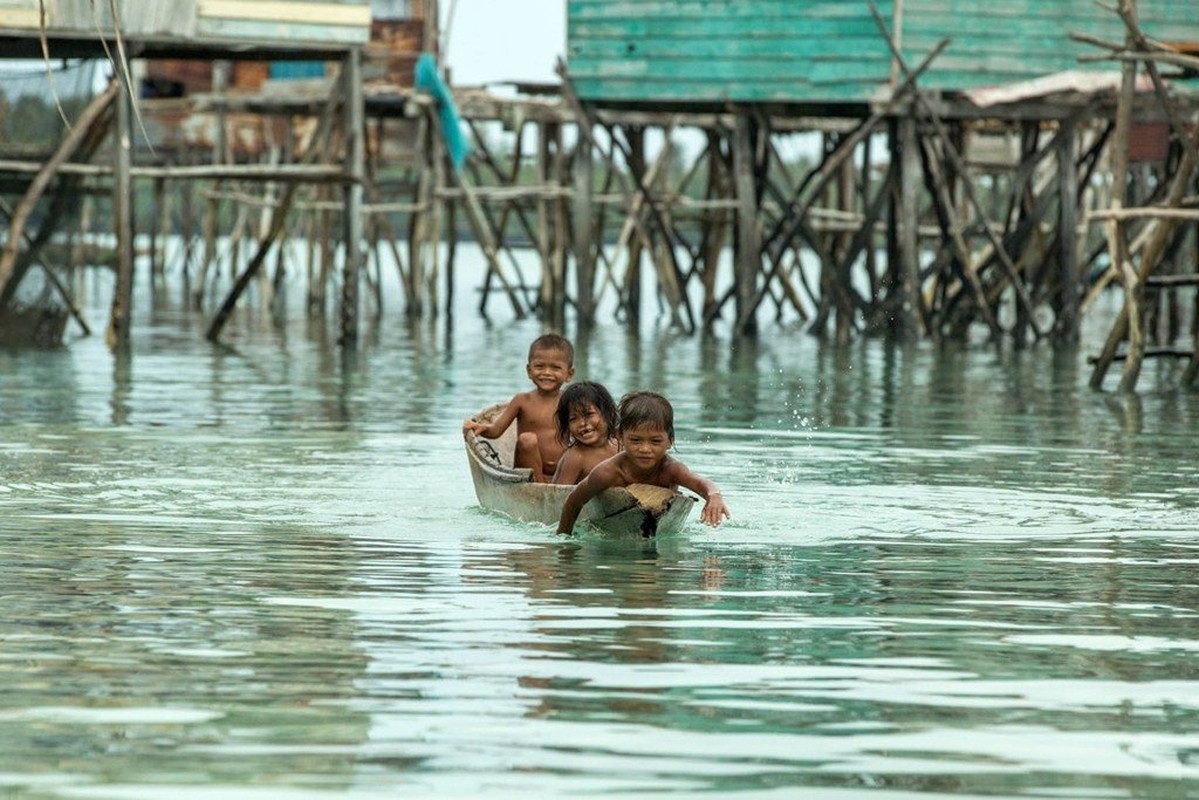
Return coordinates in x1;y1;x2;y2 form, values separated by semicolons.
567;0;1199;105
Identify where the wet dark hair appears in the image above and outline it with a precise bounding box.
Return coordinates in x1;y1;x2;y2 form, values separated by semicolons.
528;333;574;365
617;390;674;441
556;381;618;445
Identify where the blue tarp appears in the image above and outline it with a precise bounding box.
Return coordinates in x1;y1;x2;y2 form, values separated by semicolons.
270;62;327;80
415;52;469;173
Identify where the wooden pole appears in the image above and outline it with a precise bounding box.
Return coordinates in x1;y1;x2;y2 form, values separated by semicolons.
409;114;430;317
625;126;646;324
1056;118;1081;340
1092;1;1139;389
700;130;726;327
573;124;596;324
551;122;569;328
536;122;554;317
732;110;760;335
107;78;135;350
896;115;924;337
340;48;365;346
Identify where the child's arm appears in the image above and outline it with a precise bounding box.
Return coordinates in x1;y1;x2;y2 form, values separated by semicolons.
556;462;618;534
551;449;583;485
463;395;522;438
669;462;731;527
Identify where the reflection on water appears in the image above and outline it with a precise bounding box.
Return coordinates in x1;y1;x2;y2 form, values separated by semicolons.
0;253;1197;797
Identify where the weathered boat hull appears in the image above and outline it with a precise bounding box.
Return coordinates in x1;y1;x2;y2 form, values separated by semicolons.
464;404;696;538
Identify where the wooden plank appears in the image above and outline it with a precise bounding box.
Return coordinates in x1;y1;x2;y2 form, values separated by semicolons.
575;58;887;82
570;80;877;104
0;8;39;27
195;17;369;44
570;0;883;21
571;18;873;39
48;0;198;36
198;0;370;26
571;35;891;60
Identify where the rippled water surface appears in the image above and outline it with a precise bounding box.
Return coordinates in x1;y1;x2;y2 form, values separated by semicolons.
1;256;1197;799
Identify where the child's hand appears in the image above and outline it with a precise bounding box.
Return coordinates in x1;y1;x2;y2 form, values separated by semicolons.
700;493;730;527
463;417;481;434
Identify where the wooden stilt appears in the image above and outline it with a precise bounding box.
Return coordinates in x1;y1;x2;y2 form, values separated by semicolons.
107;78;135;350
573;123;596;324
340;48;365;346
536;122;554;317
550;122;569;327
625;126;646;324
409;113;430;317
150;175;166;281
896;115;924;337
1056;118;1081;340
732;110;761;335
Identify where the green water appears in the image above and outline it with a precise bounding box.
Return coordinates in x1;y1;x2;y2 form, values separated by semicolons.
0;255;1197;799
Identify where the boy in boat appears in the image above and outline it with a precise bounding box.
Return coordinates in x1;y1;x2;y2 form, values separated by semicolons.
551;381;619;485
556;390;730;534
463;333;574;483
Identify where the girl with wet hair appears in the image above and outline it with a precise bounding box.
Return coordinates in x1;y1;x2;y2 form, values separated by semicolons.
551;381;619;485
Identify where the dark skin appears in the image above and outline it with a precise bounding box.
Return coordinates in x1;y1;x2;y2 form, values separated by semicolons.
463;346;574;482
556;422;731;534
551;401;618;485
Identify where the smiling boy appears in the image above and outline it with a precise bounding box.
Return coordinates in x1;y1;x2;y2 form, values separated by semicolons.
463;334;574;482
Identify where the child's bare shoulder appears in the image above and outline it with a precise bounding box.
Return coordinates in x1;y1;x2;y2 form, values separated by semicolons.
594;452;633;485
659;455;693;482
508;389;538;409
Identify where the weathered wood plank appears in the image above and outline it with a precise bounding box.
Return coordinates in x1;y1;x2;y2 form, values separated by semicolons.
0;8;39;28
196;17;369;44
197;0;370;26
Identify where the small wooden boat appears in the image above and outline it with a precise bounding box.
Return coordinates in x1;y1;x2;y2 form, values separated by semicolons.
464;404;697;538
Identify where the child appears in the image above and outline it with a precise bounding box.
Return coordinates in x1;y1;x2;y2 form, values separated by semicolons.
463;333;574;483
551;381;619;485
556;390;730;534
